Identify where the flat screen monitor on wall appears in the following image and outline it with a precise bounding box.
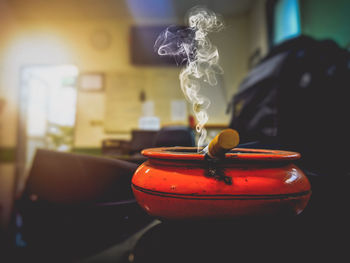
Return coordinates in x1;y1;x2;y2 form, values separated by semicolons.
130;25;188;66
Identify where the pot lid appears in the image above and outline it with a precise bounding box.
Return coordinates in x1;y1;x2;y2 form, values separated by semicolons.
142;147;300;162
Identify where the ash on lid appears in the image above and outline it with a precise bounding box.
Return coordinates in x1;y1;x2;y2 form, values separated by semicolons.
154;6;224;150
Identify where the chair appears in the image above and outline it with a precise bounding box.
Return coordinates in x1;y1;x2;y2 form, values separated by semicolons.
24;149;138;204
13;149;152;261
102;139;131;156
152;126;195;147
129;130;158;155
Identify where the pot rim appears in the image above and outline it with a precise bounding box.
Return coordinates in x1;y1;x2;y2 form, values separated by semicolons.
141;147;300;162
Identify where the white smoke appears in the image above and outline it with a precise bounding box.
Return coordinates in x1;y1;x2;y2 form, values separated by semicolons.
155;6;224;150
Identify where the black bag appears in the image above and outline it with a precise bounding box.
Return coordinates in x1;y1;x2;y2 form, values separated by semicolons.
229;35;350;174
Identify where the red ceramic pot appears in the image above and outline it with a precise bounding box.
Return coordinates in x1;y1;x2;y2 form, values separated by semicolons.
132;147;311;220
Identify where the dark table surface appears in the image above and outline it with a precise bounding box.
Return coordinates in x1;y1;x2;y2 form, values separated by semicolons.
5;169;350;263
80;168;350;263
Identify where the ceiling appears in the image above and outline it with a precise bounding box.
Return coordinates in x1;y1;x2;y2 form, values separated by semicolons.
2;0;254;21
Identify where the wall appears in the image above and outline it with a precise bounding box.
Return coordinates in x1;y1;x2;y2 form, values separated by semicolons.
33;16;250;148
248;0;269;63
300;0;350;48
0;13;251;226
216;14;250;101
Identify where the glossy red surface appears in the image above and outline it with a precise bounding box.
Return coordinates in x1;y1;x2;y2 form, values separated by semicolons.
132;147;311;220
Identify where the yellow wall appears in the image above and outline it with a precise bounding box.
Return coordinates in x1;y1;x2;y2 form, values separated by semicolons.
0;11;255;226
0;17;249;148
249;0;268;56
248;0;269;58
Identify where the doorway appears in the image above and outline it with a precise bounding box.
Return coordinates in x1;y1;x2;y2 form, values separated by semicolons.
16;65;79;193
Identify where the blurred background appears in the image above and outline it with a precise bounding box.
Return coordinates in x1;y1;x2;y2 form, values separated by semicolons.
0;0;349;261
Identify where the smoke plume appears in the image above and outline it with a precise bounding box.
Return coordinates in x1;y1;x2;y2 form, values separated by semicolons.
154;6;224;149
